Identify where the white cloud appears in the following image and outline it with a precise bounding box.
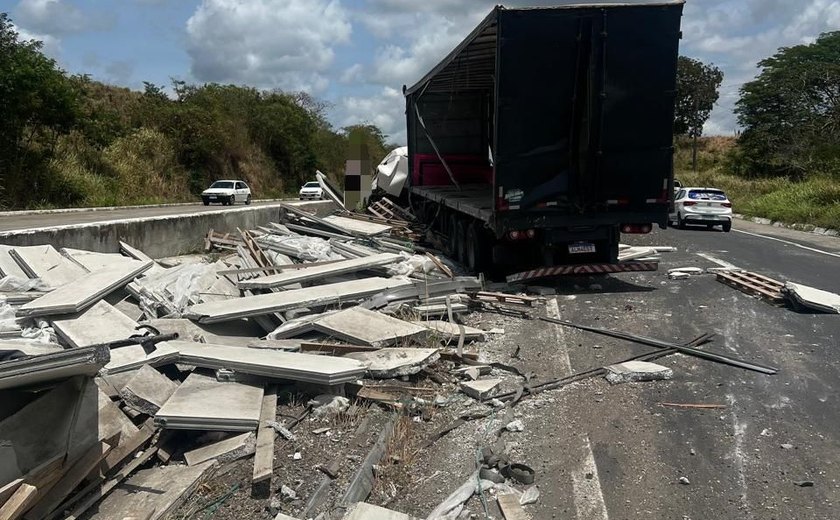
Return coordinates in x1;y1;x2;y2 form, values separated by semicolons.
14;0;115;36
185;0;351;93
12;24;60;56
338;86;405;142
340;63;365;84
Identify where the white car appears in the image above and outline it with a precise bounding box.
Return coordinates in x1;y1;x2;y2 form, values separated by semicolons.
671;187;732;232
202;180;251;206
299;181;323;200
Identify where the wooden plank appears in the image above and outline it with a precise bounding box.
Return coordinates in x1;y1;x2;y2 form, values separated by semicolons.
0;480;23;508
0;483;37;520
62;448;158;520
102;418;156;472
497;493;531;520
252;386;277;485
24;440;114;520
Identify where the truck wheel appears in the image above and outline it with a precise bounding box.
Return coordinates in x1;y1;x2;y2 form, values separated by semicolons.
465;223;488;273
456;220;468;264
447;213;459;258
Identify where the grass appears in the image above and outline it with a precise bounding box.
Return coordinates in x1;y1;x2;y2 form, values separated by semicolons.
675;137;840;230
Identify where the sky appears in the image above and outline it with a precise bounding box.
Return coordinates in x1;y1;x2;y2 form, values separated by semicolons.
6;0;840;144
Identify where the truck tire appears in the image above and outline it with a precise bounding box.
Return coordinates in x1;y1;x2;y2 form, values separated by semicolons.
456;219;468;264
465;223;488;274
447;213;459;258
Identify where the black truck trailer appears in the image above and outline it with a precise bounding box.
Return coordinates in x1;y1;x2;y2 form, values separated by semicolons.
400;1;684;281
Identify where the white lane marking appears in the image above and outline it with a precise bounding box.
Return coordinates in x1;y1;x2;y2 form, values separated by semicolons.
546;298;572;377
547;298;608;519
696;252;741;270
572;435;610;520
733;228;840;259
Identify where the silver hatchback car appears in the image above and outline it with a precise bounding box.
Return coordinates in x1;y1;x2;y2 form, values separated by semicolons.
670;187;733;232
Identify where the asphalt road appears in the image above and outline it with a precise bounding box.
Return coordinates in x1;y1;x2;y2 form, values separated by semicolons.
396;220;839;520
0;201;285;232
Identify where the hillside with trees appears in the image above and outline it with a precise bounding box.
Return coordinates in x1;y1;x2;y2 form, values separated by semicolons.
0;13;392;210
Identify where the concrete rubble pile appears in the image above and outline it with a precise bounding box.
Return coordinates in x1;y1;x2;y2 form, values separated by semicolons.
0;202;549;520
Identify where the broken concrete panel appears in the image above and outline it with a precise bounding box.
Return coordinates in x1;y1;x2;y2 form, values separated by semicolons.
618;247;658;262
119;365;179;415
61;248;135;272
88;460;217;520
783;282;840;314
238;253;400;290
605;360;673;384
8;244;87;288
668;271;690;280
322;215;393;236
18;260;153;317
668;267;704;275
185;277;411;323
51;300;139;348
343;502;419;520
102;340;179;374
0;378;92;486
265;311;333;339
173;340;366;385
345;348;440;378
183;432;256;466
155;372;263;431
0;345;110;391
460;378;502;400
416;320;486;341
0;245;28;279
313;307;428;347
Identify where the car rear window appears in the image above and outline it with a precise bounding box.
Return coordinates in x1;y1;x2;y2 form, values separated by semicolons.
304;182;320;188
688;189;726;200
210;181;234;189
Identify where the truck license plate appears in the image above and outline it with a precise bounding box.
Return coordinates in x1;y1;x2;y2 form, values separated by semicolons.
568;242;596;254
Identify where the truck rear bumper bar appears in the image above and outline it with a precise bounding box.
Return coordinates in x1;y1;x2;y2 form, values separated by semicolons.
506;260;659;283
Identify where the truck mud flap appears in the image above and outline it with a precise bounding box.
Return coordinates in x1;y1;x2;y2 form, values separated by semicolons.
506;261;659;283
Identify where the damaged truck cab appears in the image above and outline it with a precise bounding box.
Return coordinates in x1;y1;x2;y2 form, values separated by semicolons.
402;2;684;276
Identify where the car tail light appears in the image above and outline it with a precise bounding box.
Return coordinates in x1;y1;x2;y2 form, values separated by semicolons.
682;201;697;206
721;202;732;207
621;223;652;234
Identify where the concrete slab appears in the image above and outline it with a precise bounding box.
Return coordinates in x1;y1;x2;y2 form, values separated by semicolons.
783;282;840;314
88;460;217;520
322;215;392;236
183;432;255;466
60;248;134;272
0;345;110;391
618;247;658;262
345;348;440;378
313;307;428;347
51;300;138;348
18;260;152;317
173;340;366;385
415;320;485;341
102;340;180;374
238;253;400;290
459;378;502;400
155;372;263;431
0;246;27;279
605;360;673;384
343;502;419;520
119;365;179;415
8;244;87;288
186;277;411;323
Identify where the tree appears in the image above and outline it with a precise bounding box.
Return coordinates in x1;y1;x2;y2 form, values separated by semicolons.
0;13;80;207
735;32;840;178
674;56;723;171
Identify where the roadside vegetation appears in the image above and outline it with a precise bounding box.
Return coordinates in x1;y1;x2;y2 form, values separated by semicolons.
675;32;840;230
0;13;392;210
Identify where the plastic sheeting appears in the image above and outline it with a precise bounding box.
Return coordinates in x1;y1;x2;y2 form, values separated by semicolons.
0;276;50;292
387;252;436;277
0;301;18;332
372;147;409;196
258;234;343;262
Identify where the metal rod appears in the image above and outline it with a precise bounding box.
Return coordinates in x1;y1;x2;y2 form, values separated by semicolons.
539;317;778;375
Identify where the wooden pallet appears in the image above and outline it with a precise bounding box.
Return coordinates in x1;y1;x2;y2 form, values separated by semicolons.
715;270;784;302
